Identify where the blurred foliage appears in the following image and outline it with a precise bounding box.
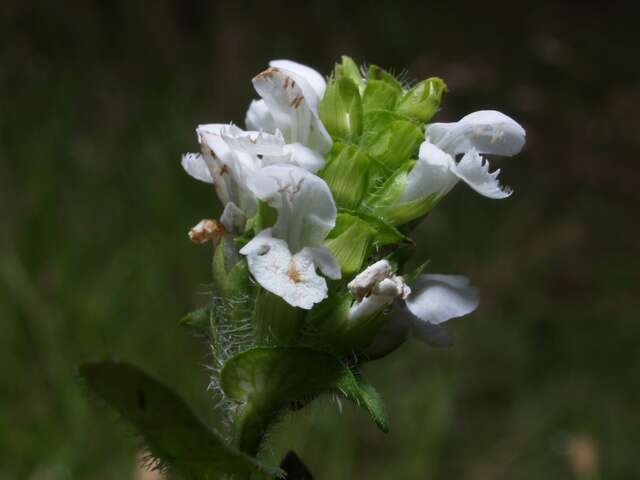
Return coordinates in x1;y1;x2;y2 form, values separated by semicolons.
1;0;638;479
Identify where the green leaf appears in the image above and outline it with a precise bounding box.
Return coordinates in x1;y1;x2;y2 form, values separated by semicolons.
337;373;389;433
395;77;447;122
220;347;388;454
79;360;282;479
318;76;363;141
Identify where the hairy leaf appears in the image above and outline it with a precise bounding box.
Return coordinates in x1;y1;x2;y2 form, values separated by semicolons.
79;360;282;479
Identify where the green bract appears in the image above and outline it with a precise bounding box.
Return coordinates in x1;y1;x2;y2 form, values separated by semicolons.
320;143;371;209
318;76;362;141
396;77;447;122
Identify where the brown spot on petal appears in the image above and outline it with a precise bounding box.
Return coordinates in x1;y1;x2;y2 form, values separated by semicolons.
284;77;290;89
255;67;279;79
219;164;229;176
288;260;302;284
289;94;304;109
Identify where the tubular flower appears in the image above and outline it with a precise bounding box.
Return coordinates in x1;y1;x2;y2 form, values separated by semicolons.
246;60;332;155
181;124;324;218
239;165;341;309
401;110;526;204
348;260;479;353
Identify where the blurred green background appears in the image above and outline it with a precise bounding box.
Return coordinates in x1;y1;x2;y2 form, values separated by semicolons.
1;1;638;478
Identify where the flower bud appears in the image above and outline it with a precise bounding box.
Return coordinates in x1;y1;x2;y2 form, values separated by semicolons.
335;55;364;92
318;76;363;141
189;219;224;244
320;143;371;209
395;77;447;123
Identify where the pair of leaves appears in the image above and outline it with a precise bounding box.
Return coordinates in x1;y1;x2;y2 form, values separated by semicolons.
79;360;283;479
220;346;388;456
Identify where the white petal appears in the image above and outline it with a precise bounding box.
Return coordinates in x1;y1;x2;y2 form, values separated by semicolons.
252;66;332;153
245;99;275;132
181;152;213;183
405;274;480;325
269;59;327;99
246;165;336;253
450;149;512;199
348;294;395;323
401;141;458;202
195;124;288;216
348;260;394;301
305;246;341;280
220;201;246;234
426;110;526;157
412;321;455;348
280;142;325;173
364;309;411;359
239;231;328;309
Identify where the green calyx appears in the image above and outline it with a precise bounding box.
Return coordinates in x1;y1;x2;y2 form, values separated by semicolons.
302;290;390;357
362;118;424;170
396;77;447;123
253;288;305;345
320;143;372;209
319;75;363;142
325;211;404;277
363;160;440;226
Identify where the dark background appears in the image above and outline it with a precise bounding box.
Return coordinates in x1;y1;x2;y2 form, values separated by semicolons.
1;1;638;478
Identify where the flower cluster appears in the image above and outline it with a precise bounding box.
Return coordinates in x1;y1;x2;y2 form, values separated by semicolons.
183;57;524;349
79;56;525;478
180;56;525;458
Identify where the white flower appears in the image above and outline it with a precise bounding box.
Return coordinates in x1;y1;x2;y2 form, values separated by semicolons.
348;261;479;352
245;60;332;155
181;124;324;218
401;110;526;203
239;165;341;309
